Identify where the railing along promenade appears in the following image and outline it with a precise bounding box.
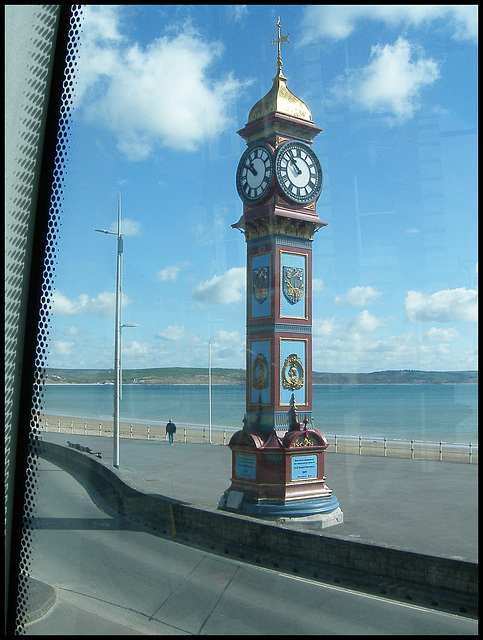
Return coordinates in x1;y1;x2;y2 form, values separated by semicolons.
39;415;478;464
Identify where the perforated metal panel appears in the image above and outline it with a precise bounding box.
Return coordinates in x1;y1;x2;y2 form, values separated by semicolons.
5;5;83;633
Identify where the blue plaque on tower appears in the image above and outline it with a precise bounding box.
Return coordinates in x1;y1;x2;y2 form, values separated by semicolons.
291;455;318;480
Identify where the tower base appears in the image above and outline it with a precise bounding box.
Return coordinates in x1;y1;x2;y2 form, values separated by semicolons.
219;490;343;529
219;421;343;529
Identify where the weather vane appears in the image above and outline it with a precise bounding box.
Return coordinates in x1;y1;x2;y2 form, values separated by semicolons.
271;16;290;71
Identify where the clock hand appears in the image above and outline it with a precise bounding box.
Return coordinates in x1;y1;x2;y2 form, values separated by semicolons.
288;154;302;175
246;161;258;176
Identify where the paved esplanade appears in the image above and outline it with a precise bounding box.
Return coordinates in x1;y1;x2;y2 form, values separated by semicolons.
40;432;477;563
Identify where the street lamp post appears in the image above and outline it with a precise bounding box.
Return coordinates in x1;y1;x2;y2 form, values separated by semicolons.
113;202;122;468
120;322;139;399
208;341;212;444
95;195;137;468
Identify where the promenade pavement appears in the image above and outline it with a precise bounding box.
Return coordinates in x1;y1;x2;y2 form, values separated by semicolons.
39;432;478;563
18;431;478;630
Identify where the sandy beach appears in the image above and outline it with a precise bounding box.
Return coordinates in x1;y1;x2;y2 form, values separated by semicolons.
37;414;477;464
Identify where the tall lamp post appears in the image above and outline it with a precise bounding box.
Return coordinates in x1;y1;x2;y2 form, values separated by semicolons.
208;341;212;444
120;323;139;399
95;195;137;468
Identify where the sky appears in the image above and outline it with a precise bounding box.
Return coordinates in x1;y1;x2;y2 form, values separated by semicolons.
46;5;478;373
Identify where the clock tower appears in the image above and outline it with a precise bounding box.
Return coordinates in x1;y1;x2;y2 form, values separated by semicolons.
220;19;342;526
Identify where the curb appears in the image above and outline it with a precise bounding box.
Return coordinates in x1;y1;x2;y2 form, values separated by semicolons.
24;576;56;624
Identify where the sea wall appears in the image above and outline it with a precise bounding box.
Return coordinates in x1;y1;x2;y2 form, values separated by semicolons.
37;440;477;614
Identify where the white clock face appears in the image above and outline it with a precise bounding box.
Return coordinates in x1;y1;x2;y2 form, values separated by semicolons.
236;143;274;204
275;141;323;204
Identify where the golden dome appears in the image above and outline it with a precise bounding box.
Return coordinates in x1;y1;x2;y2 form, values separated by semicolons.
248;67;312;123
247;17;312;124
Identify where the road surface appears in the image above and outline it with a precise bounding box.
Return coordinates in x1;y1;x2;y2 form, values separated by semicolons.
23;458;477;635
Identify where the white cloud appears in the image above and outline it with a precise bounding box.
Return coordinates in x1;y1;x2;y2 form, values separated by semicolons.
405;288;478;322
212;329;242;344
331;37;440;123
156;262;189;282
422;327;459;342
64;325;81;336
121;340;152;360
346;310;383;335
312;327;477;373
444;5;479;42
76;10;246;160
51;290;132;317
228;5;248;23
312;278;324;292
193;267;246;305
108;218;141;237
75;5;125;103
210;329;245;367
313;317;339;338
81;5;125;43
50;340;75;358
300;5;478;43
156;325;185;341
335;285;382;307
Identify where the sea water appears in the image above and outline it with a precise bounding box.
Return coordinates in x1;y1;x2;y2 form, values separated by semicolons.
40;383;477;445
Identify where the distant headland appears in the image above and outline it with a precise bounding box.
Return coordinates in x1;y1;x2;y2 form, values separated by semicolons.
43;367;478;386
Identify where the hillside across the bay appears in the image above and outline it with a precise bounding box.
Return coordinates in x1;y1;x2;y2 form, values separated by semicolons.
44;368;478;386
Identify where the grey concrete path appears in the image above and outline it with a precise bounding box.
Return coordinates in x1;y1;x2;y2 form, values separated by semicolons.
22;457;478;635
40;432;478;562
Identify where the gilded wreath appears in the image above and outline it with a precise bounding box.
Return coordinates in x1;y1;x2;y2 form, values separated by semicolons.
282;353;304;390
252;353;269;390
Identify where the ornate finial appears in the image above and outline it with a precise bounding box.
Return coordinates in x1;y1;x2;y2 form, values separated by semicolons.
270;16;290;72
288;393;302;430
246;15;312;123
242;413;249;431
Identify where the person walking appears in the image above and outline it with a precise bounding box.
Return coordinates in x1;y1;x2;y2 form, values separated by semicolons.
166;419;176;445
